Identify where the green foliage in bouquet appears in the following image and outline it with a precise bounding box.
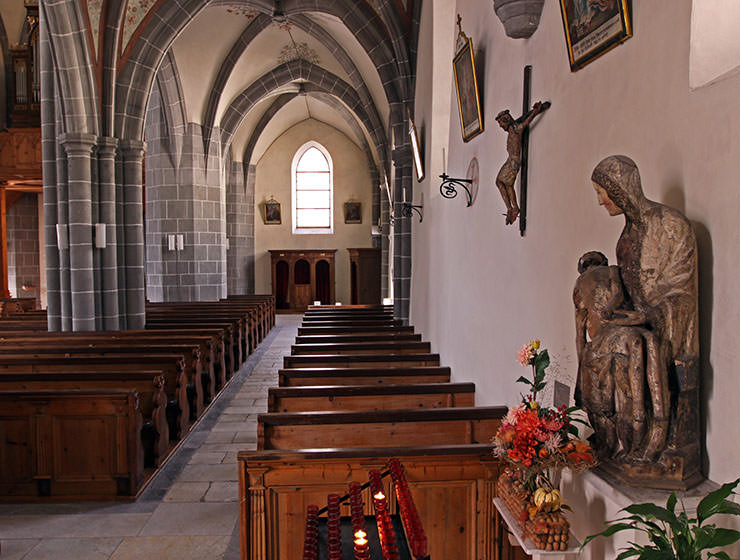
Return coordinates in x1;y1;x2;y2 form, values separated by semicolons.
582;478;740;559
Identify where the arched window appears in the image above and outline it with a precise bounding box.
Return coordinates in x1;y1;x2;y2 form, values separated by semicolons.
292;142;333;234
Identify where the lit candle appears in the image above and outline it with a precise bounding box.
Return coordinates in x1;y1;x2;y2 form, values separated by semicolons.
353;530;369;560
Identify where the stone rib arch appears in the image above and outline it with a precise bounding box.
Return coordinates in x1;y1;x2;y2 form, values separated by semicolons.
41;0;99;135
115;0;407;141
201;13;272;150
154;50;188;168
219;60;385;165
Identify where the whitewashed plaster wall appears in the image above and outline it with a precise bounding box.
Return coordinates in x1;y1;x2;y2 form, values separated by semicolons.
254;118;374;303
411;0;739;509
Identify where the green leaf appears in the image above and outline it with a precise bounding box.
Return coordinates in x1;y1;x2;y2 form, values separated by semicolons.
516;375;533;386
666;493;677;514
637;550;676;560
582;522;636;548
615;550;643;559
711;499;740;517
535;350;550;376
695;527;740;550
708;552;731;560
623;503;678;526
697;478;740;525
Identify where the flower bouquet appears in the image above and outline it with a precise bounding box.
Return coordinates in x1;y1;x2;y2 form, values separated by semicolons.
493;340;596;551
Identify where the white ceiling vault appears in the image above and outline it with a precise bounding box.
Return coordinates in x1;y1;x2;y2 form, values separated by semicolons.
162;0;418;175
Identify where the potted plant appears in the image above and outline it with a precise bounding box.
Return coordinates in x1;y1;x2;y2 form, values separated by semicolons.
582;478;740;559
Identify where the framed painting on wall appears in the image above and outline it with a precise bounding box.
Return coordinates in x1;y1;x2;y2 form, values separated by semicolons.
344;201;362;224
263;198;281;224
453;36;484;142
558;0;632;71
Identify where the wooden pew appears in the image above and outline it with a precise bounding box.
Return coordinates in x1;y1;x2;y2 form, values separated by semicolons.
0;354;190;438
0;369;170;467
257;406;506;450
267;382;476;412
300;318;402;326
0;389;144;501
297;325;414;336
294;333;422;344
278;366;452;387
238;445;505;560
0;329;227;390
290;341;432;355
283;353;440;369
0;342;211;413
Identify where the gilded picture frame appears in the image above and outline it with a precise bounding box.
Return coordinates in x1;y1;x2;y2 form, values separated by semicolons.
453;37;484;142
559;0;632;71
344;201;362;224
263;199;281;225
408;110;424;182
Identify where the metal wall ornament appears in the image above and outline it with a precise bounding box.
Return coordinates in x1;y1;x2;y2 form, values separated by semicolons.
453;16;484;142
558;0;632;71
439;156;479;207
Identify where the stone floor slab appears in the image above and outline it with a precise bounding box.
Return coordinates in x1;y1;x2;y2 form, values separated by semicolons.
177;463;238;482
109;536;230;560
0;539;40;560
138;503;238;536
163;482;210;502
204;482;238;502
23;538;122;560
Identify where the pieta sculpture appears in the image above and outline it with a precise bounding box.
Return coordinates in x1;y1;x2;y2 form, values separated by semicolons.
574;155;702;489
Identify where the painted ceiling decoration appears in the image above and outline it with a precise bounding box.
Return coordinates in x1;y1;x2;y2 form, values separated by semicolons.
220;4;259;19
277;42;319;66
121;0;158;53
86;0;102;59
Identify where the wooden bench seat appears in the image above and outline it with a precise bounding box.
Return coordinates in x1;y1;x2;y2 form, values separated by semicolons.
0;389;144;501
238;444;504;560
300;318;402;326
290;341;431;355
0;354;191;437
283;353;440;369
278;366;452;386
0;329;227;390
0;369;170;466
267;382;476;412
297;325;414;336
257;405;506;450
294;333;421;344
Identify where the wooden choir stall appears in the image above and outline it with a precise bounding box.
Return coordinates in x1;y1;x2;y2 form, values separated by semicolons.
270;249;337;311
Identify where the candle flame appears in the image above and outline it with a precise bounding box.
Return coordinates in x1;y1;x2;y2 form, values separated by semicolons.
354;530;367;539
373;491;385;500
354;536;368;546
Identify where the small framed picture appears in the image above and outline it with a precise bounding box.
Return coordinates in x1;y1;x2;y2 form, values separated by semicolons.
558;0;632;71
453;36;484;142
263;199;281;224
344;201;362;224
408;109;424;182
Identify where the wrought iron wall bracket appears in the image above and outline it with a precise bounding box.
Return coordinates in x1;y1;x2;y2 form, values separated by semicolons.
439;173;474;207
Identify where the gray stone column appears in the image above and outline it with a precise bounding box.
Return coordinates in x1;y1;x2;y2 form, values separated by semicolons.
380;188;390;299
60;132;97;331
40;10;60;331
392;144;412;323
97;137;121;330
120;140;146;329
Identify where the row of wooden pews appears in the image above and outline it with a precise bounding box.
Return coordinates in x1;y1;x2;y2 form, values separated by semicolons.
238;305;525;559
0;295;274;501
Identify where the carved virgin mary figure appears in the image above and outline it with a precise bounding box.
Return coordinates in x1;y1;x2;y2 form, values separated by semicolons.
579;155;701;489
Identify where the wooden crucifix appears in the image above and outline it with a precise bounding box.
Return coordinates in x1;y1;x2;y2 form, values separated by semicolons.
494;65;550;235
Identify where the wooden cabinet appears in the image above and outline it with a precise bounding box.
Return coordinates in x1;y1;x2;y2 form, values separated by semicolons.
269;250;336;311
348;248;380;305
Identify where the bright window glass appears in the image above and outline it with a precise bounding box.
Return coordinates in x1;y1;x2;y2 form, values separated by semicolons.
292;143;333;234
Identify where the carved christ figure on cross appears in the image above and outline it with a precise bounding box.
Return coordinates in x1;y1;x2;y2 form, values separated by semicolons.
495;100;550;225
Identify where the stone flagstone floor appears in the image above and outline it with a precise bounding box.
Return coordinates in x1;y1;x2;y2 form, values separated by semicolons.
0;315;300;560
